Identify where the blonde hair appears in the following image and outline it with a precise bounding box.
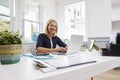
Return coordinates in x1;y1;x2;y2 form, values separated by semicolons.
45;19;58;36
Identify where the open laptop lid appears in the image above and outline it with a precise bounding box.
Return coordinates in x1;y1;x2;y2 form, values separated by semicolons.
66;35;84;54
52;35;84;55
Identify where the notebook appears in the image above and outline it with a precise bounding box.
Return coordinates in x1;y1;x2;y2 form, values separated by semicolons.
53;35;84;55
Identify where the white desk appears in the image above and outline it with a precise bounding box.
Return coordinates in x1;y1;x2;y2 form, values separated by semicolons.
0;52;120;80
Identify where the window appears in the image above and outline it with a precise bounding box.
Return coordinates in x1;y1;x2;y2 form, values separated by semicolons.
0;0;15;31
0;15;10;31
65;1;86;40
0;0;10;31
22;1;40;42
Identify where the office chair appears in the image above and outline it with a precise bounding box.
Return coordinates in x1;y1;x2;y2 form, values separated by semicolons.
102;43;120;56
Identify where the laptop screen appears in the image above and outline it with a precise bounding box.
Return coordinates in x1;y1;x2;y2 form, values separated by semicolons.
67;35;84;53
52;35;84;55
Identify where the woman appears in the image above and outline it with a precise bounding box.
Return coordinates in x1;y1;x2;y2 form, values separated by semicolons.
36;19;67;54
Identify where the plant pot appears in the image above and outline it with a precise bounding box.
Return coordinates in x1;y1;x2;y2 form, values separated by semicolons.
0;44;22;64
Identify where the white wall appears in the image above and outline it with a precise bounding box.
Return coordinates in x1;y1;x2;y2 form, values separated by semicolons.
112;1;120;21
56;0;65;38
112;21;120;33
38;0;57;33
112;2;120;34
86;0;112;38
42;0;57;22
56;0;84;39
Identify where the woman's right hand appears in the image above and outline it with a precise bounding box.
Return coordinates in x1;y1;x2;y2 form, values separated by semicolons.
55;47;67;53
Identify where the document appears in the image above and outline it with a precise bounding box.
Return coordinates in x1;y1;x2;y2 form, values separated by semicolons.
43;54;96;69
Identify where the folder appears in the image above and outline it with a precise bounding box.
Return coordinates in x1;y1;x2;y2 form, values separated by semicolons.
43;55;97;69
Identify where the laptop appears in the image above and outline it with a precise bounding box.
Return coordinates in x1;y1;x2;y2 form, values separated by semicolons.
53;35;84;55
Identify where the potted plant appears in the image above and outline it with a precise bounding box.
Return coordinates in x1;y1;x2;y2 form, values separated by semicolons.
0;30;22;64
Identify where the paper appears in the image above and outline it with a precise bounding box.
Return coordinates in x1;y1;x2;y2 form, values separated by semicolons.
40;67;56;73
43;55;96;69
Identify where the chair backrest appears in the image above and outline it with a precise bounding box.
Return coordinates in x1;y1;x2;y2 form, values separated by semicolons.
116;33;120;44
22;43;37;54
111;44;120;56
102;43;120;56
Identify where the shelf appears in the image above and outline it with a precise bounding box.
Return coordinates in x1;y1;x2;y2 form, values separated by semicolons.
112;18;120;22
112;20;120;22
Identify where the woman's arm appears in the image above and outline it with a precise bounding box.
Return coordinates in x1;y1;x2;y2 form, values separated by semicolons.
36;47;67;54
36;34;67;54
57;37;67;47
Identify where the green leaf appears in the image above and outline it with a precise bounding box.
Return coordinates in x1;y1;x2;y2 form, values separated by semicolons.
0;30;22;45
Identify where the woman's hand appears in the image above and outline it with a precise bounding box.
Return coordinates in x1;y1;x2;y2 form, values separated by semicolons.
55;47;67;53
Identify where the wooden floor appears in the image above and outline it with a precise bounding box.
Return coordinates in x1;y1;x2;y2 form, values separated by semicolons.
93;69;120;80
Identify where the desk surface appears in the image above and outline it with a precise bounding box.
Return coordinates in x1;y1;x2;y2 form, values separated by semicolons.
0;52;120;80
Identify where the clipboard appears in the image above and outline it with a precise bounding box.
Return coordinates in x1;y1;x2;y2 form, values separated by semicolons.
88;40;95;51
88;40;100;51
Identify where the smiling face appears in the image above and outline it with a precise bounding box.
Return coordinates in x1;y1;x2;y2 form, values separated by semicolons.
45;19;58;37
48;22;57;35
